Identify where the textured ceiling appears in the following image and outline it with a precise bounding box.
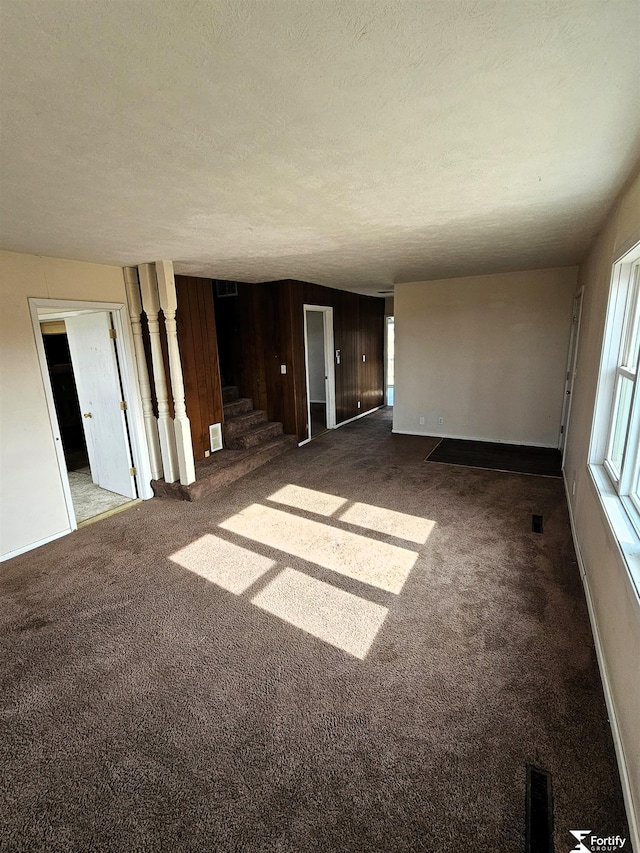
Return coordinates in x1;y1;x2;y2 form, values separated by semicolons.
1;1;639;295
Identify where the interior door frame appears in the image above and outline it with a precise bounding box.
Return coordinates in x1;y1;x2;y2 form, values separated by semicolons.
29;297;153;532
560;287;584;460
303;304;336;442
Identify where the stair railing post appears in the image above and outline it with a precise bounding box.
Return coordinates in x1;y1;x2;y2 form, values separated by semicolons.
138;263;179;484
155;260;196;486
124;267;164;481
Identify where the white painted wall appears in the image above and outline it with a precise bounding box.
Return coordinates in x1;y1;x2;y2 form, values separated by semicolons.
306;311;326;403
0;251;127;560
563;170;640;842
393;267;578;446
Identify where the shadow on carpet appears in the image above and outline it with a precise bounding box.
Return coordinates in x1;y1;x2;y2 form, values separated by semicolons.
425;438;562;477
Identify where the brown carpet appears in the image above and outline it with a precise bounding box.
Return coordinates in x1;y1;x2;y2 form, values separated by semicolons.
0;409;629;852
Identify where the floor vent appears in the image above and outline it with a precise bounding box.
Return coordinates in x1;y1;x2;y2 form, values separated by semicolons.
532;514;544;534
525;765;554;853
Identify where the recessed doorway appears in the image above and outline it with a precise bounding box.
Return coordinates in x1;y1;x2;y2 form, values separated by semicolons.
303;305;336;441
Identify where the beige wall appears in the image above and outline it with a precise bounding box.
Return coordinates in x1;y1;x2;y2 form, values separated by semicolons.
393;267;578;445
0;251;127;560
563;170;640;837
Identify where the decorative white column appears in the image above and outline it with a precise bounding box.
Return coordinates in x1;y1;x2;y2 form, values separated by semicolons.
138;263;179;484
155;259;196;486
123;267;163;481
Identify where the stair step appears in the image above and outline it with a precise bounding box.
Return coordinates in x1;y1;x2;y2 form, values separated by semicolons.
226;420;283;450
223;397;253;419
152;435;298;501
223;409;268;438
222;385;240;404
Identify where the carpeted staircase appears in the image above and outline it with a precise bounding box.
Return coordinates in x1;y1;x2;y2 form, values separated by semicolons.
222;386;285;450
152;386;297;501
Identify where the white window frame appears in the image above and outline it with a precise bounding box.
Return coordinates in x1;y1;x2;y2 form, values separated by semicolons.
603;262;640;491
589;239;640;596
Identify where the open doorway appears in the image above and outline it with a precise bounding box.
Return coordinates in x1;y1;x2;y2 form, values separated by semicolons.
31;299;151;529
303;305;336;440
385;316;395;405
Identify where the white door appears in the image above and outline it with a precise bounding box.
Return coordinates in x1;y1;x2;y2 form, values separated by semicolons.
65;313;137;498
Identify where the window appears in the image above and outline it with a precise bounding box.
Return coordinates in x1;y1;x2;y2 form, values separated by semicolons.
604;260;640;507
591;242;640;563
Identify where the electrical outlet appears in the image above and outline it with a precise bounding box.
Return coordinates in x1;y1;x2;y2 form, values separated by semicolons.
438;417;444;425
419;417;425;425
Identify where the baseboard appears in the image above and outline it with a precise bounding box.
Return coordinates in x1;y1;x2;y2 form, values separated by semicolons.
562;472;639;851
391;428;556;448
0;527;72;562
335;405;384;428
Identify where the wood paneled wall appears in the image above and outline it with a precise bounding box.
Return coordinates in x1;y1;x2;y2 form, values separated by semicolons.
225;279;385;442
174;276;224;460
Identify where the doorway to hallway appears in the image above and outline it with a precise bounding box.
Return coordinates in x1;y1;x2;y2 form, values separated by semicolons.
31;300;151;529
303;305;337;441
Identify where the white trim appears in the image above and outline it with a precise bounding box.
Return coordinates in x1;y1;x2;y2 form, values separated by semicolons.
335;405;384;428
563;473;640;852
303;304;336;440
0;528;72;562
560;287;584;458
391;429;556;448
29;300;77;531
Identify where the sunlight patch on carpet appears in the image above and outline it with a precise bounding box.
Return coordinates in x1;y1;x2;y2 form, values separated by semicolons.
339;502;435;544
169;534;275;594
220;504;418;594
252;568;388;659
267;484;347;516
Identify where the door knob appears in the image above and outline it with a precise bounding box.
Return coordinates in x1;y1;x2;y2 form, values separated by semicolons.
83;412;92;418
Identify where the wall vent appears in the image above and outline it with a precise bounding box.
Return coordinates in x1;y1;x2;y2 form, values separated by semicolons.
209;423;223;453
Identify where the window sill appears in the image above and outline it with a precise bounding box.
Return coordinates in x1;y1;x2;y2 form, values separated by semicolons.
588;464;640;602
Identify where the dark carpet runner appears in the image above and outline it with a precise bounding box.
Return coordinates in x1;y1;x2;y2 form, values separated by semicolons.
425;438;562;477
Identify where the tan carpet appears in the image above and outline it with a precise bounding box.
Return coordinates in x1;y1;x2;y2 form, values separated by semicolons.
67;470;133;522
0;409;629;852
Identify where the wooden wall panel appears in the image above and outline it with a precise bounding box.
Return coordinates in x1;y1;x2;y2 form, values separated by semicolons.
175;276;224;460
358;294;385;414
173;275;385;446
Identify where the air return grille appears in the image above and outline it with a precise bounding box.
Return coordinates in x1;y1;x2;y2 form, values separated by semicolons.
525;765;554;853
